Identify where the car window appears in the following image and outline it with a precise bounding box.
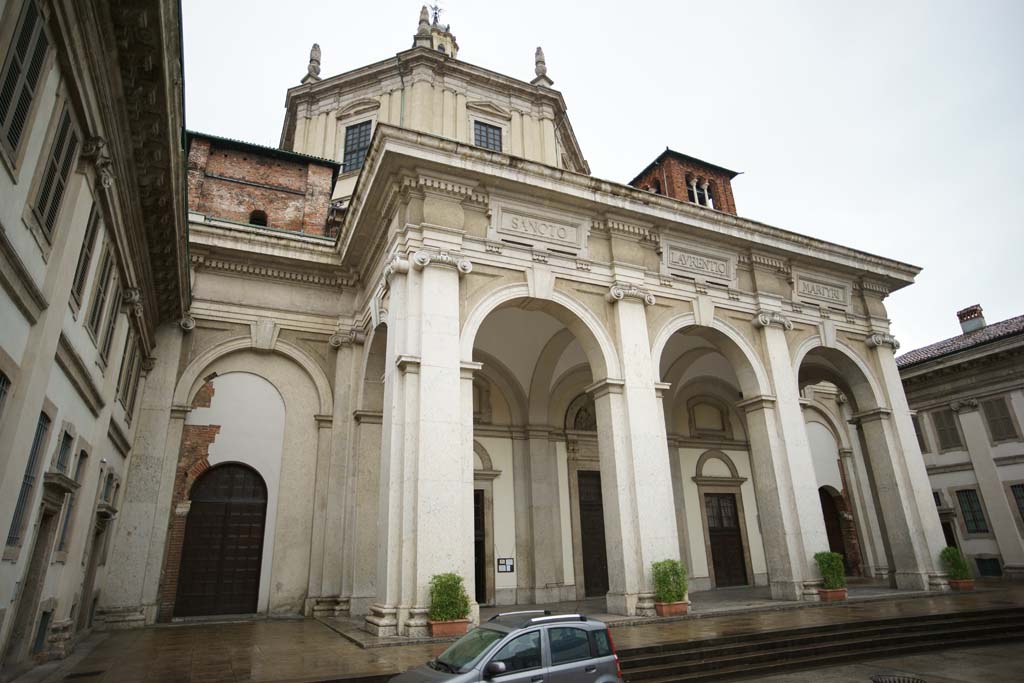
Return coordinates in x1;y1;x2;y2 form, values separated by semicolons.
549;627;592;665
590;629;613;657
437;627;505;670
490;630;542;673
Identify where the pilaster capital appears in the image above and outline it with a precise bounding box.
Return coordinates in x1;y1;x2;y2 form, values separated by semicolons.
460;360;483;379
411;249;473;275
396;354;421;374
851;407;893;423
736;394;778;413
751;310;793;331
866;332;900;350
585;377;625;399
383;255;411;283
314;414;333;428
605;282;655;306
654;381;672;398
122;288;143;318
329;326;367;349
950;398;979;414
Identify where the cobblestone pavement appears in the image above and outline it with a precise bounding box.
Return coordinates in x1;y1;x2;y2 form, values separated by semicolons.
21;584;1024;683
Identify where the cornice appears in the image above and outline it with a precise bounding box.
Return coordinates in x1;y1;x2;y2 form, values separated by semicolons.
0;223;47;323
55;333;103;417
190;254;355;289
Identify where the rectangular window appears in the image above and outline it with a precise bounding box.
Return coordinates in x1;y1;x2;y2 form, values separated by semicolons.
976;557;1002;577
956;489;989;534
342;120;372;173
57;451;86;552
32;107;79;241
118;335;143;421
98;283;120;364
86;248;114;337
1012;484;1024;523
7;412;51;546
932;408;963;450
71;210;100;305
981;397;1018;442
473;121;502;152
0;371;11;417
932;491;941;507
53;429;72;473
116;333;136;402
912;413;929;452
0;0;49;161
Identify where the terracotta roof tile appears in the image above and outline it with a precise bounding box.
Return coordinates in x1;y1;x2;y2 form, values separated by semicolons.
896;313;1024;369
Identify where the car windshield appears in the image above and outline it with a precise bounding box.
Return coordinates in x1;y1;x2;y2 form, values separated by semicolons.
436;627;505;671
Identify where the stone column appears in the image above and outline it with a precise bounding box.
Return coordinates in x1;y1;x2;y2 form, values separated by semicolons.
745;310;829;600
953;399;1024;578
594;283;680;616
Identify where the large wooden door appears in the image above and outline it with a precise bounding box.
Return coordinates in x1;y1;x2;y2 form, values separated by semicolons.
705;493;748;587
578;471;609;597
175;465;266;617
474;489;486;604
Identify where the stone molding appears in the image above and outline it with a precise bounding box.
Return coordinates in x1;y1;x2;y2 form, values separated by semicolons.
866;333;900;350
55;333;104;417
108;418;131;457
353;410;383;425
179;315;196;332
0;222;47;322
396;355;421;373
751;310;793;331
411;249;473;275
585;378;625;398
81;136;115;188
741;252;791;274
949;398;979;413
605;282;655;306
851;407;893;423
402;173;487;206
191;254;353;289
736;395;778;413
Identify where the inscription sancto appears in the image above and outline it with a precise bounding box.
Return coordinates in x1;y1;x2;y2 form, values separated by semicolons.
498;210;579;248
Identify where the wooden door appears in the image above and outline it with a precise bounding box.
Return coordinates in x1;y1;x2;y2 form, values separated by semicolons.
577;471;609;597
705;493;748;587
474;488;486;604
175;465;266;617
819;488;851;573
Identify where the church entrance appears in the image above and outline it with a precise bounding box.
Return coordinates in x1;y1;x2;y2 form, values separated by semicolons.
175;464;266;617
819;487;851;572
577;471;609;597
705;492;748;587
474;488;486;604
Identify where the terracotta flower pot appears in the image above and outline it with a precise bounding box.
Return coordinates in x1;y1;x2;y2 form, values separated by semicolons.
948;578;975;591
654;601;689;617
429;619;470;637
818;587;848;602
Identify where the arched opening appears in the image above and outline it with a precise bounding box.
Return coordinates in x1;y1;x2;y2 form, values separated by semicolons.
249;209;268;226
819;486;848;566
175;463;267;617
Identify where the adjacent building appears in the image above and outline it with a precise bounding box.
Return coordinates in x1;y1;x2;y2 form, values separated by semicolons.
899;305;1024;580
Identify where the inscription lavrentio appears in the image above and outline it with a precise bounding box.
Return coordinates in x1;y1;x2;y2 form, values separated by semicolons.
664;244;734;281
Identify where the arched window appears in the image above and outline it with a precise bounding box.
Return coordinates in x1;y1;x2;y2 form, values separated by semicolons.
652;178;662;194
249;209;268;226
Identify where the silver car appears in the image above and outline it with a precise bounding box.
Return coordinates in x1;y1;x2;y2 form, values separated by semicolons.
391;611;623;683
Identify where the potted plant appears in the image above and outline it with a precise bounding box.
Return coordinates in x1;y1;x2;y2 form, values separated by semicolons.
814;551;847;601
940;546;974;591
652;559;689;617
428;572;471;637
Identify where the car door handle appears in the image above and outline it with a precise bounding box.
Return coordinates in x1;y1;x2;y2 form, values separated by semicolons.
585;665;597;673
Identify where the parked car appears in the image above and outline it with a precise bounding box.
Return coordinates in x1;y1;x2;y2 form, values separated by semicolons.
391;611;623;683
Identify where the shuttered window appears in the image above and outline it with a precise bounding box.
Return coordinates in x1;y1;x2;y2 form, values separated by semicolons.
911;414;929;452
98;283;120;364
117;333;142;421
932;408;963;451
7;412;51;546
956;489;988;534
86;248;113;337
71;210;100;304
0;0;49;160
32;107;79;240
1012;484;1024;524
981;397;1018;442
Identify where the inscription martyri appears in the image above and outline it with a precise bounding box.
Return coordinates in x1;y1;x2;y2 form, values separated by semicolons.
663;241;735;282
499;211;579;247
795;276;849;306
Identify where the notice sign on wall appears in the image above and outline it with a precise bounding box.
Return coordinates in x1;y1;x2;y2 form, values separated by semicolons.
497;558;514;573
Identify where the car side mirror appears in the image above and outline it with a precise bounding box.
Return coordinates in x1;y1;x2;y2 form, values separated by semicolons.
485;661;507;678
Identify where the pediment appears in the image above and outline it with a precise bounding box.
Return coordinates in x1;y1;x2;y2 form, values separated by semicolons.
337;97;381;119
466;100;512;121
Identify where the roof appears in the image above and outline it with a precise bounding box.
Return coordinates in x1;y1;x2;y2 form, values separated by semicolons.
896;313;1024;369
186;130;341;173
629;148;741;187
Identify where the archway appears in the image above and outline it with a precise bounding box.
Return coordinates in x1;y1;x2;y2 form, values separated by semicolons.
175;464;268;617
819;486;848;564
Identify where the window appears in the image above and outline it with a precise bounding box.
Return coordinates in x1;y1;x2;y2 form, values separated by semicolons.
342;120;372;173
102;472;115;503
549;627;592;665
248;209;267;226
956;489;988;534
932;491;942;507
1012;484;1024;523
7;412;51;546
32;106;79;240
0;371;10;417
591;629;613;657
0;0;49;161
489;631;541;674
98;283;120;364
976;557;1002;577
473;121;502;152
117;334;143;420
912;414;929;452
981;397;1018;442
932;408;963;450
57;451;86;552
85;248;114;338
53;429;72;473
71;210;100;305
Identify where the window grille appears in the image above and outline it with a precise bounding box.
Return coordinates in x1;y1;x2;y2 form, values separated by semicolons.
32;107;79;240
54;430;72;473
956;489;988;534
342;121;372;173
473;121;502;152
86;249;114;337
932;408;963;450
0;0;48;159
7;412;51;546
981;397;1018;441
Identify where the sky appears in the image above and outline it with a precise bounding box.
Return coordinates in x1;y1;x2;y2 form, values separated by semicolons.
181;0;1024;353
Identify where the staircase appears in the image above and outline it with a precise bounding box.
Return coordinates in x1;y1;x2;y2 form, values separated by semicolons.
617;606;1024;682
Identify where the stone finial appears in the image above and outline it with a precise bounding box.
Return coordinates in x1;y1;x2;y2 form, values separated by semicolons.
302;43;322;84
418;5;431;33
531;46;554;87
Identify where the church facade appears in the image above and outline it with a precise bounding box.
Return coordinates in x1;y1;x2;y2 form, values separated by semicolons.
1;1;955;663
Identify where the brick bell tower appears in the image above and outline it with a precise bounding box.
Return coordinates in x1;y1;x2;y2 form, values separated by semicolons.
629;148;740;215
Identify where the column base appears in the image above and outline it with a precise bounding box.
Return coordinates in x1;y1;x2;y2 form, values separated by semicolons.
1001;564;1024;581
801;581;822;601
768;580;804;601
894;571;931;591
405;606;430;638
636;592;656;617
308;595;350;618
605;592;639;616
364;603;398;636
928;573;951;592
349;595;374;617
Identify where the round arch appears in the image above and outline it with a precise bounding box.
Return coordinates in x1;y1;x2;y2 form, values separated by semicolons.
462;283;622;382
792;337;886;413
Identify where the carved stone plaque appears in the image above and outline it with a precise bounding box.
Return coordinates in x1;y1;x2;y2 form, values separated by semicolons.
490;198;588;256
662;240;736;284
794;274;849;307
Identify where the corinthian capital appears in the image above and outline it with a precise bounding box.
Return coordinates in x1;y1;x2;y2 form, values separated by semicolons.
605;282;656;306
866;333;900;350
752;310;793;331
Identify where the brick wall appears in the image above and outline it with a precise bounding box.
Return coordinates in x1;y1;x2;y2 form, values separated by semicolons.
187;136;335;236
631;154;738;215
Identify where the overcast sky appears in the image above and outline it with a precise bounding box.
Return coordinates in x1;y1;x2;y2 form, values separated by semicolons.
182;0;1024;353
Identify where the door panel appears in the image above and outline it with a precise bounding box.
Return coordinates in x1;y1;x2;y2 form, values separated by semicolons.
705;493;748;587
578;471;609;597
474;488;486;604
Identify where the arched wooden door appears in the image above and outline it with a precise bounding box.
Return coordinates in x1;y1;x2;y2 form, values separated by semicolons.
175;464;267;617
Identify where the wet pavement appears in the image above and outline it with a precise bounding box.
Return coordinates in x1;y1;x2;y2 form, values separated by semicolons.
23;583;1024;683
